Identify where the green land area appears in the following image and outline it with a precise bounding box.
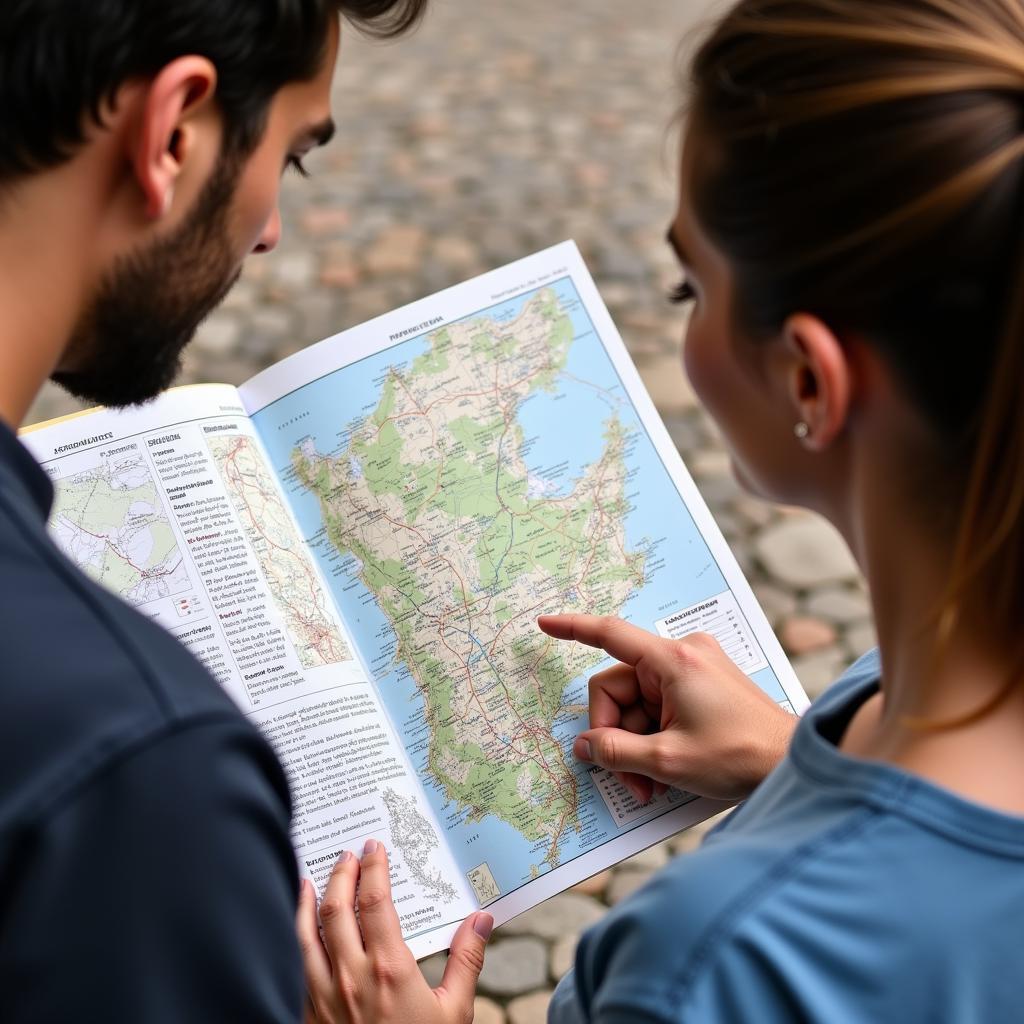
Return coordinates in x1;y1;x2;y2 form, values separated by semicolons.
294;289;646;866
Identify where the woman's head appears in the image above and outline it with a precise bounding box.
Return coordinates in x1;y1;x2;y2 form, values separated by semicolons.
676;0;1024;677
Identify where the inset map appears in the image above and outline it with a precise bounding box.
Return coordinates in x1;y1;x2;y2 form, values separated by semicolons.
467;863;501;906
209;434;350;669
51;450;190;607
382;787;459;904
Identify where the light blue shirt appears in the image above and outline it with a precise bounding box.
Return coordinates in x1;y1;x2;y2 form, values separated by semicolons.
550;650;1024;1023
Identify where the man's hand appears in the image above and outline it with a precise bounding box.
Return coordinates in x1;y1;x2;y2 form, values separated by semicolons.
538;615;797;803
297;841;492;1024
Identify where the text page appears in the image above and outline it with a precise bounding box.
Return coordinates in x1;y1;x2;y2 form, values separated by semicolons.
21;386;476;954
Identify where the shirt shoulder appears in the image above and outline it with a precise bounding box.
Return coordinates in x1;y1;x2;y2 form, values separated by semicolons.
559;649;1024;1024
569;797;879;1020
1;711;301;1020
569;802;1019;1024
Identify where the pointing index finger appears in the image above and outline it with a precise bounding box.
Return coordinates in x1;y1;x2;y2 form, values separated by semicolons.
537;614;658;668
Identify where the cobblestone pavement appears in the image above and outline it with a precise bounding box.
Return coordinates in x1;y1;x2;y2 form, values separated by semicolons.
28;3;875;1020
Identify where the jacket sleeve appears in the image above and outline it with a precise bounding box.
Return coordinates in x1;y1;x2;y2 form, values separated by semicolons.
2;716;302;1023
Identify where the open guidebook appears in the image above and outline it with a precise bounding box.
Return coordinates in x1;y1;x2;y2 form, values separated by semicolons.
21;241;808;959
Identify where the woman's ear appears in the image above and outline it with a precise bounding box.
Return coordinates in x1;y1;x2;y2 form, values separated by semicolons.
129;56;218;221
782;312;853;451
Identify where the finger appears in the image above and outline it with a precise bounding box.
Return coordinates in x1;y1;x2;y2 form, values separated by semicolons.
356;840;407;955
296;878;332;995
620;704;654;735
576;726;666;779
438;912;493;1009
588;663;642;730
605;770;654;805
621;771;655;804
304;995;319;1024
319;850;366;965
538;614;663;669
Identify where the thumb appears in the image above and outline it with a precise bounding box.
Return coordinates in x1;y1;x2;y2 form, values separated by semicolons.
575;727;661;777
438;911;492;1007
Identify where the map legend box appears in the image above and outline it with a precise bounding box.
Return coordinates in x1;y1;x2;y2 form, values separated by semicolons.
175;595;203;618
655;590;768;676
591;767;695;828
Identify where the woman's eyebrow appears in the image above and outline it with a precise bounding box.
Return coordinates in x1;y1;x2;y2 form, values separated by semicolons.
666;225;691;265
296;117;336;149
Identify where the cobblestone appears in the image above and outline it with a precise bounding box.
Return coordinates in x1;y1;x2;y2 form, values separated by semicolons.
790;650;852;700
780;616;839;656
846;621;880;660
550;936;576;982
419;952;447;988
478;938;548;998
622;842;670;871
474;997;507;1024
804;585;873;625
752;582;800;627
606;869;657;906
500;893;605;941
638;355;700;415
570;871;611;899
755;517;862;589
21;3;877;1019
508;991;555;1024
192;313;242;357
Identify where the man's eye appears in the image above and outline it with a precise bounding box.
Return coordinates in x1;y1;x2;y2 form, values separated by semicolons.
668;280;696;305
287;155;312;179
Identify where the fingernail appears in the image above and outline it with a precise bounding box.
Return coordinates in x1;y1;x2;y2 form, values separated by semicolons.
474;912;494;940
363;839;379;856
338;850;351;863
577;739;592;762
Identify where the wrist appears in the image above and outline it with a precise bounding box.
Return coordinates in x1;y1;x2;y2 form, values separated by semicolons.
737;708;797;797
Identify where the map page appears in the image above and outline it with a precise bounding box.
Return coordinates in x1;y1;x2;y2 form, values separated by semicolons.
241;242;808;951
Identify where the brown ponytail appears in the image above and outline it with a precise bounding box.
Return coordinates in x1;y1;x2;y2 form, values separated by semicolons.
688;0;1024;723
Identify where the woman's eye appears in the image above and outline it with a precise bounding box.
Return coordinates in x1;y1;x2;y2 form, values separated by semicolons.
287;155;312;179
668;279;696;305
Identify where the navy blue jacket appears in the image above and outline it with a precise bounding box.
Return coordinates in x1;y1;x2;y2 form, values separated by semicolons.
0;421;302;1021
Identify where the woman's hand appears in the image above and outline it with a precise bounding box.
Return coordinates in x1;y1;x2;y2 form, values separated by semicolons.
538;614;797;803
297;841;492;1024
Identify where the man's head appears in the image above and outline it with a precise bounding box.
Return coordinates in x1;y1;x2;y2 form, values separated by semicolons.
0;0;426;407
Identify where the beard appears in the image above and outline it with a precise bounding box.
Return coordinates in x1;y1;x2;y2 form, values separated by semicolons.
53;154;245;408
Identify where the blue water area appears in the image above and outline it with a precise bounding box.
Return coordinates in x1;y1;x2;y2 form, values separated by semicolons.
514;278;612;492
251;279;788;906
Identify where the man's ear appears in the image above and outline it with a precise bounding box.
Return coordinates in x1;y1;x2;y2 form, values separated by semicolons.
782;313;853;451
131;57;218;221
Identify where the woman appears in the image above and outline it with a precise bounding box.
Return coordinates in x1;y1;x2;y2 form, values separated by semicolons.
297;1;1024;1020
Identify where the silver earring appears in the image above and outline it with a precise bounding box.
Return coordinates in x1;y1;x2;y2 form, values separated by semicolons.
794;422;810;440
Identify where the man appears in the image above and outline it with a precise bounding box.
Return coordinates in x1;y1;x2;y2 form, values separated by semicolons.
0;2;491;1020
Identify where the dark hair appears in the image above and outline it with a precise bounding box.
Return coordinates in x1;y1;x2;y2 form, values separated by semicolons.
689;0;1024;721
0;0;427;181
